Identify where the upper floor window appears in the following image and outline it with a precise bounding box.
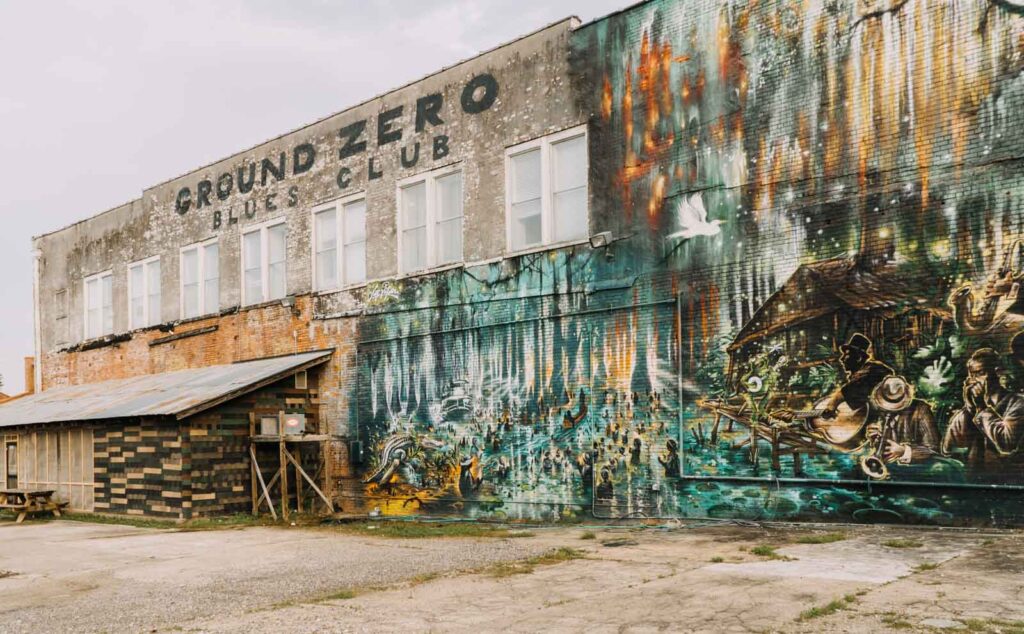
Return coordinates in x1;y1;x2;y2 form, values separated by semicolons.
242;220;287;305
506;125;588;252
181;239;219;319
398;167;463;275
128;256;161;329
83;271;113;339
313;195;367;291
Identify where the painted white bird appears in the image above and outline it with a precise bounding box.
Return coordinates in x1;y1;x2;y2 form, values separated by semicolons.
667;193;723;240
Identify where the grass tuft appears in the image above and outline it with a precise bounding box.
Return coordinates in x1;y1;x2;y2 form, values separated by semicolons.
882;539;923;549
750;544;792;560
487;547;585;578
710;556;725;563
881;613;914;630
579;531;597;540
795;532;847;544
797;595;857;621
914;562;939;572
333;521;522;539
960;618;1024;633
321;589;358;601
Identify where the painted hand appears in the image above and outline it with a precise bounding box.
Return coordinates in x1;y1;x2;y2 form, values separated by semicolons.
918;357;953;396
882;440;909;463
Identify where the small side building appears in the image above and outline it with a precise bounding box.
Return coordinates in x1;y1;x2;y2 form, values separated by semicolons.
0;350;332;519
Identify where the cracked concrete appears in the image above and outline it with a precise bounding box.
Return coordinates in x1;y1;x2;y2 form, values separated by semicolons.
1;519;1019;633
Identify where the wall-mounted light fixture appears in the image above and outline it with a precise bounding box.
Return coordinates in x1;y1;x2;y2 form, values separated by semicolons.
589;231;613;249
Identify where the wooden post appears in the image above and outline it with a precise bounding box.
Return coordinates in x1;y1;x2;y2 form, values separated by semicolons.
249;413;258;516
279;436;289;520
248;445;277;520
295;445;304;514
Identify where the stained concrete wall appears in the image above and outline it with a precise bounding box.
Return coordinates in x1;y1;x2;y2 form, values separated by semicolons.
34;17;584;387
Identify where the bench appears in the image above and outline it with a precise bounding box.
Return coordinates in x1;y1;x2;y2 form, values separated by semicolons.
0;489;66;524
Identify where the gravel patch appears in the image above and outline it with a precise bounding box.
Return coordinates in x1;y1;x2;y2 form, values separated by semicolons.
0;522;555;634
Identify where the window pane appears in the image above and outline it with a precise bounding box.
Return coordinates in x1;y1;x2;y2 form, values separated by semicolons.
344;241;366;285
553;188;587;242
316;250;337;290
315;209;337;252
182;249;199;318
268;224;287;300
342;200;366;285
552;135;586;193
436;172;463;221
203;244;219;283
129;265;144;328
203;244;219;313
402;227;426;273
437;218;462;265
343;200;366;244
511;149;541;203
268;224;286;264
86;279;99;339
315;209;338;290
183;281;199;318
402;182;426;229
129;265;144;300
243;231;262;304
146;260;161;326
181;249;198;286
101;275;113;335
511;199;542;250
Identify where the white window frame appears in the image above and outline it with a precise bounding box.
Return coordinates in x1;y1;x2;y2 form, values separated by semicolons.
396;163;464;276
311;192;368;293
82;270;113;340
240;218;287;306
179;237;219;319
504;124;589;254
127;255;161;330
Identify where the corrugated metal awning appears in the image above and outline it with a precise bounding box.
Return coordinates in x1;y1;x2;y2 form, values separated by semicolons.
0;350;333;428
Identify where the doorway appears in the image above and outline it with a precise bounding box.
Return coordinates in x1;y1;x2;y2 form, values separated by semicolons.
5;439;16;489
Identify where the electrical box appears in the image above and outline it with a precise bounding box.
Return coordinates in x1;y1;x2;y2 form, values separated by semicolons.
281;412;306;435
259;415;280;436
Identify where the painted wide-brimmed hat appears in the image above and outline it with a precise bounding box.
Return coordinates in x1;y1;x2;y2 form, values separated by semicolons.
840;333;872;356
869;376;913;413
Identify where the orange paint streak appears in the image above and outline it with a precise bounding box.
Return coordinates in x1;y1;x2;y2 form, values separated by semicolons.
601;74;613;122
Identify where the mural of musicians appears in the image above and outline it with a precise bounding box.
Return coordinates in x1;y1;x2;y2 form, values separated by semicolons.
941;348;1024;479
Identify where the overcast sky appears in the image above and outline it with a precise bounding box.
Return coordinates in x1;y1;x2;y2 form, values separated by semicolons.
0;0;628;393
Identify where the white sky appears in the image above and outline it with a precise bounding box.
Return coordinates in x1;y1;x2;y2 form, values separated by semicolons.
0;0;627;393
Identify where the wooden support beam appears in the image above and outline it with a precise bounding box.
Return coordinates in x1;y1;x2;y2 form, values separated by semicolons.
283;447;334;513
249;444;277;521
249;413;257;516
256;470;281;510
279;437;289;520
295;446;304;513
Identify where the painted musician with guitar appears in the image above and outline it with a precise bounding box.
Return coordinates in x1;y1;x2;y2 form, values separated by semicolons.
775;334;941;475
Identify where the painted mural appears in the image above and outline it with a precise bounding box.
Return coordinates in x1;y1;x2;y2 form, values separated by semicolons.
352;0;1024;525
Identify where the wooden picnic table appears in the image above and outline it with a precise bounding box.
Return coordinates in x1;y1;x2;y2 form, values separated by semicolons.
0;489;66;524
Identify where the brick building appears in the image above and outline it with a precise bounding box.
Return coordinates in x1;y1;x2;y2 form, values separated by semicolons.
5;1;1024;525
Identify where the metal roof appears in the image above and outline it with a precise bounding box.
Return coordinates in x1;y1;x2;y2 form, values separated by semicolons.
0;350;333;428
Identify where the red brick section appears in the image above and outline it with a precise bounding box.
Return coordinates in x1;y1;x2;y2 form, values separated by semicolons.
40;295;358;484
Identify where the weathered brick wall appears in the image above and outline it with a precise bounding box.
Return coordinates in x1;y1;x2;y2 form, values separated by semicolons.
94;419;184;518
